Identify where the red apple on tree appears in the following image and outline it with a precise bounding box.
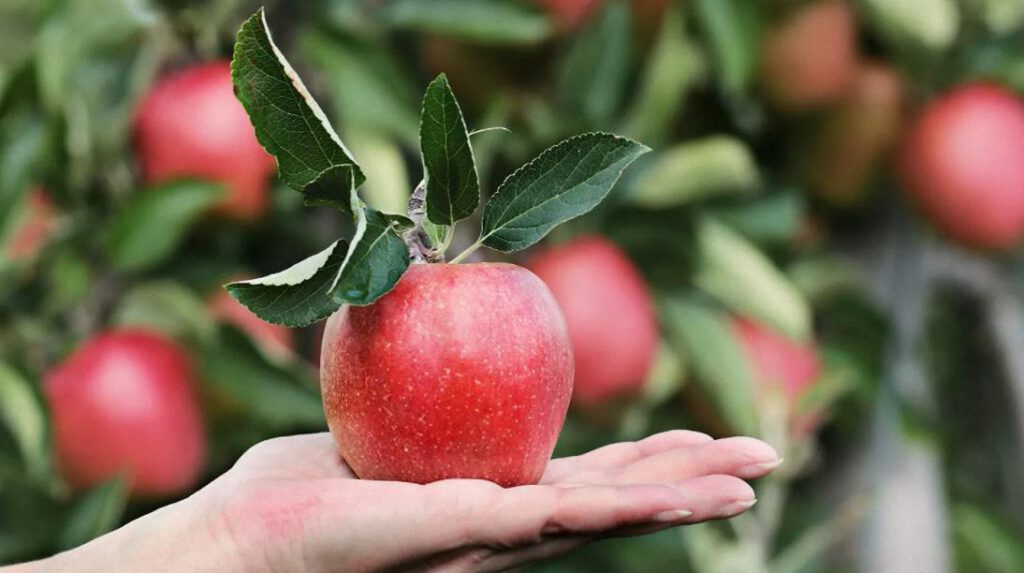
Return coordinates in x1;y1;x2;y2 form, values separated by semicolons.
45;329;206;497
135;61;276;221
801;61;906;208
732;318;823;436
528;236;659;408
899;83;1024;249
758;1;858;110
227;11;649;485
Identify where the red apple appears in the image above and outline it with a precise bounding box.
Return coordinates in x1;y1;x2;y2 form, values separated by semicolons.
802;61;906;207
899;83;1024;249
135;61;276;221
208;286;295;360
732;318;823;435
320;263;573;486
527;236;659;408
759;1;858;110
45;330;206;497
534;0;602;32
4;187;58;262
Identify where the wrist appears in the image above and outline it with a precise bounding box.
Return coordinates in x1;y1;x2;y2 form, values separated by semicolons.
41;492;240;572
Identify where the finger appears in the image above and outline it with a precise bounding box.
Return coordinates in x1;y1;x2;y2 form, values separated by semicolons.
542;430;713;484
600;437;780;485
663;474;757;524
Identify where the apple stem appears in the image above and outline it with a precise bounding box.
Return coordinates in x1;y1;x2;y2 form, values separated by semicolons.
449;239;483;264
405;180;443;263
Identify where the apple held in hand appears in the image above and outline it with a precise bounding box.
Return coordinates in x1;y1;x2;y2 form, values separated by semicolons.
320;263;573;486
528;236;659;408
226;11;648;485
759;1;858;110
135;61;276;221
899;83;1024;249
45;330;206;497
733;318;823;436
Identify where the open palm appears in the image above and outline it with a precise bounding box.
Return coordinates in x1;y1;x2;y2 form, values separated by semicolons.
196;430;780;572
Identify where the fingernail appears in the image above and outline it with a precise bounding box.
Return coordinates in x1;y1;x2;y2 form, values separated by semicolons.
739;458;783;476
653;509;693;523
718;499;757;517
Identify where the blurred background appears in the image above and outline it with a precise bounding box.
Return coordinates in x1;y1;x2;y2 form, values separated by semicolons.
2;0;1024;571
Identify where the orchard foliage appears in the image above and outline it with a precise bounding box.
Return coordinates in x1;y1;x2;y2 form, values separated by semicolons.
1;0;1023;571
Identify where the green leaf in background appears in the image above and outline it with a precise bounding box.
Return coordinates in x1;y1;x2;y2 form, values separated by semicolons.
952;503;1024;573
106;180;224;271
330;208;413;305
112;281;218;343
693;0;761;96
298;31;421;145
622;3;701;145
343;126;412;215
695;217;811;340
979;0;1024;36
479;133;650;252
0;363;49;483
57;477;128;551
420;74;480;226
630;136;760;208
227;240;349;328
232;9;365;209
708;190;805;245
201;327;325;428
860;0;959;53
663;298;757;436
382;0;552;45
557;0;632;126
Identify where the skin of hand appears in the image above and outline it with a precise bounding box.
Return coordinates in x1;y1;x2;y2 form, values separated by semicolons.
9;430;780;573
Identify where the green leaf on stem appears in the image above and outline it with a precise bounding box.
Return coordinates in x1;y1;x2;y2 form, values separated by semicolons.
420;74;480;226
106;180;224;271
330;207;413;305
479;132;649;252
227;240;350;328
232;9;364;210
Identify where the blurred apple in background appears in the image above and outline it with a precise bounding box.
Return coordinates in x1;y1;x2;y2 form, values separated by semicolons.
899;83;1024;250
134;61;276;221
45;330;206;497
534;0;602;32
732;317;823;436
759;1;858;111
208;286;295;360
4;187;58;262
528;236;659;408
801;61;906;208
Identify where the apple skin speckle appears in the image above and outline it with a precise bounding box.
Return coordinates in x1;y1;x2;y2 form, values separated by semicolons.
320;263;574;487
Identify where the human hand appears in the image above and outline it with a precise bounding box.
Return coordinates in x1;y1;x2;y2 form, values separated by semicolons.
26;430;779;572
